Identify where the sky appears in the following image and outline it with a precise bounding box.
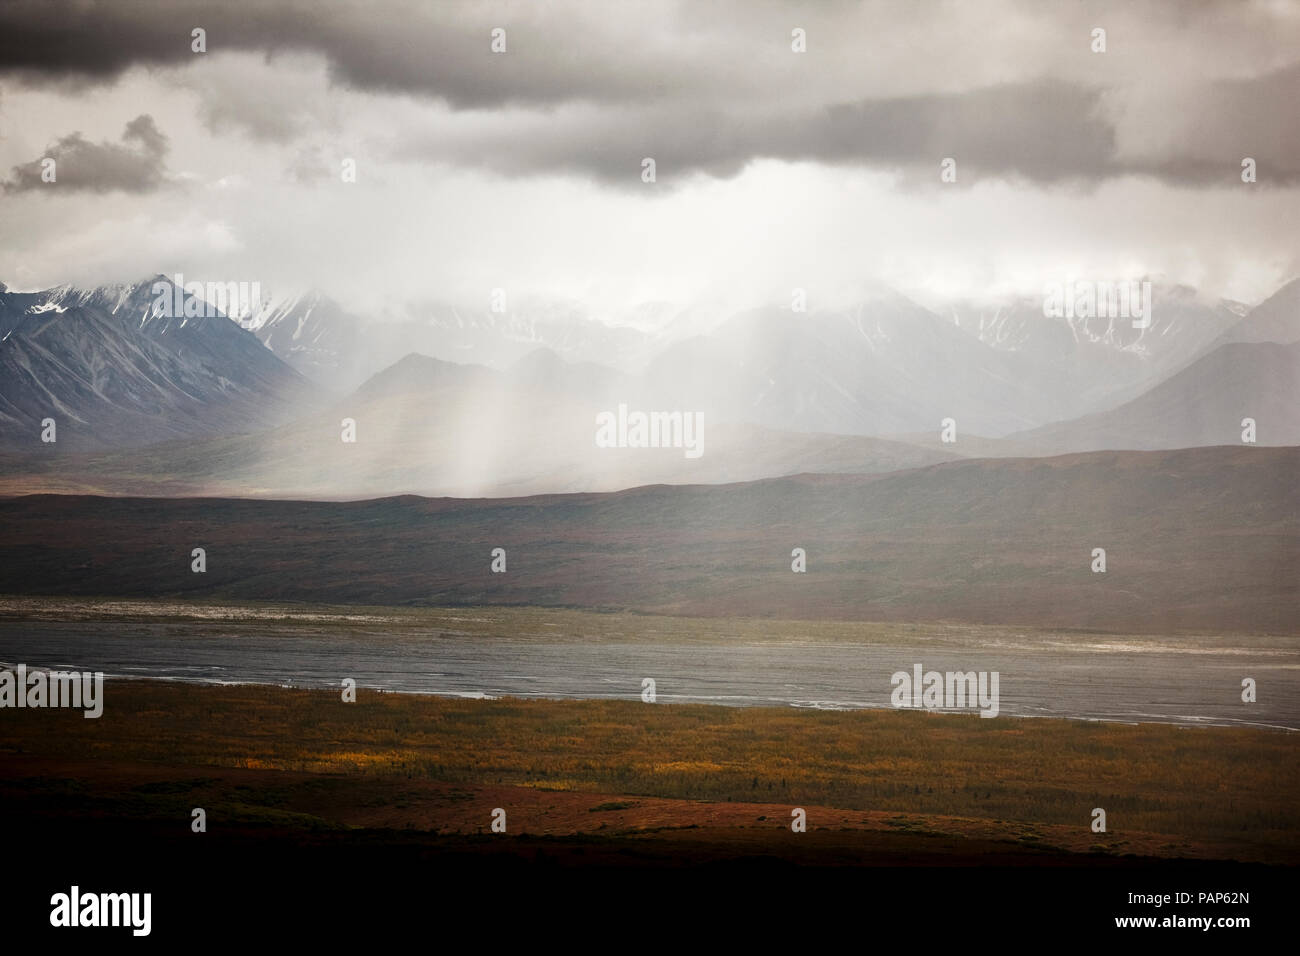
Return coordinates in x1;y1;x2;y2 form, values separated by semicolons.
0;0;1298;322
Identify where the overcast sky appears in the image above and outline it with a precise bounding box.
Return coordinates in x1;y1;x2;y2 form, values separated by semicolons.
1;0;1297;320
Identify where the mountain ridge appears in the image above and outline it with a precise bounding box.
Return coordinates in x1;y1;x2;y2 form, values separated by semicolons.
0;276;318;451
1;445;1291;633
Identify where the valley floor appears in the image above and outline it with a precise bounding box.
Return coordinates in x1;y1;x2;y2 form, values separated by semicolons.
3;680;1295;866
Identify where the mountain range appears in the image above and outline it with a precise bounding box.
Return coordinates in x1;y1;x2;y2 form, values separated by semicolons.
1014;279;1300;451
0;273;1295;496
237;282;1265;437
238;290;657;389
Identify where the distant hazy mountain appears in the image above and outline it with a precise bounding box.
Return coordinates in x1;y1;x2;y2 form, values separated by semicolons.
239;291;654;389
940;284;1245;421
640;286;1237;437
237;283;1262;437
1201;277;1300;349
237;291;367;389
3;272;1295;470
0;277;317;451
642;296;1045;436
0;348;960;498
1015;341;1300;451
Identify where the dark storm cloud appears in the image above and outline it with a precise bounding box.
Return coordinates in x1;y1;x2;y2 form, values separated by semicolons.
814;80;1119;183
1;0;1297;186
0;0;717;106
397;80;1118;186
1124;63;1300;185
3;114;170;193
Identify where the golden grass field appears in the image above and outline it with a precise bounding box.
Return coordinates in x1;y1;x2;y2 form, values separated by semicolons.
3;678;1296;865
